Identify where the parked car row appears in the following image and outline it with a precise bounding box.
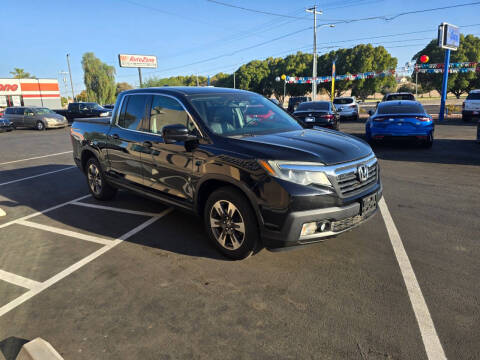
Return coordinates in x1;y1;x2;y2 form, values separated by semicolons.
2;107;68;130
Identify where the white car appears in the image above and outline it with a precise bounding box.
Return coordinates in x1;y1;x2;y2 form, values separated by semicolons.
333;96;359;120
462;90;480;121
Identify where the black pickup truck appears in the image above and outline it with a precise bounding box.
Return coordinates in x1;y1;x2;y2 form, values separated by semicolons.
70;87;382;259
55;102;111;122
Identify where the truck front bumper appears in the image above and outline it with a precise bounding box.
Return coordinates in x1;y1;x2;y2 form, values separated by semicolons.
262;185;382;250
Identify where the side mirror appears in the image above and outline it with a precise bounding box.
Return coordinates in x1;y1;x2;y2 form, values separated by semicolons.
368;110;373;116
162;124;197;144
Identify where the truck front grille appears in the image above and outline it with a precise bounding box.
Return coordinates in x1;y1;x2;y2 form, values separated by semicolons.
336;162;377;196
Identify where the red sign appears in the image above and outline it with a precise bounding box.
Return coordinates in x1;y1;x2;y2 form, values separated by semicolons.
0;84;18;92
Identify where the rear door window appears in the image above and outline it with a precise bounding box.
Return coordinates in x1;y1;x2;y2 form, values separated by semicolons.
118;95;149;131
5;108;14;114
16;108;25;115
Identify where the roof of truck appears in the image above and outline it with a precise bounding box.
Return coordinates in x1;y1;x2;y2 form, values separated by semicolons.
123;86;251;96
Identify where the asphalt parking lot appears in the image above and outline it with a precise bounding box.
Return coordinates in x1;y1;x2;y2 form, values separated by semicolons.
0;123;479;360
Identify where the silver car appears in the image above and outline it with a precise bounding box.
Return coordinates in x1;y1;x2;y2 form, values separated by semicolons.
333;97;359;120
3;107;68;130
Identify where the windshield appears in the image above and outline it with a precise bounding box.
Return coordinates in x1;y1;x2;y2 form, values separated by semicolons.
296;102;330;111
377;103;425;114
333;98;353;105
386;94;415;101
188;92;302;136
466;93;480;100
34;108;54;115
80;103;104;111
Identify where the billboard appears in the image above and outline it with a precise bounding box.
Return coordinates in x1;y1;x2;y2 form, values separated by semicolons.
118;54;158;68
438;23;460;51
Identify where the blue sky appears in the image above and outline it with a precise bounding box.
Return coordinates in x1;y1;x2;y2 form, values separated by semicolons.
1;0;479;96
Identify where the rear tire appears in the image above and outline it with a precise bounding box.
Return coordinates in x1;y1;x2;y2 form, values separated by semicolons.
423;133;434;148
36;121;45;131
85;157;117;200
204;187;259;260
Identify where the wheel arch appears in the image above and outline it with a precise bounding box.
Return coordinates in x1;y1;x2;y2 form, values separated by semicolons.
195;176;264;229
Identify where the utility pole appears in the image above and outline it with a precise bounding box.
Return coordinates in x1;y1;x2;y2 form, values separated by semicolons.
306;6;322;100
233;71;236;89
66;54;75;101
196;73;199;86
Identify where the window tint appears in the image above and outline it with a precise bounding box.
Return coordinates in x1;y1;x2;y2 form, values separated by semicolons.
5;108;14;114
119;95;148;130
386;94;415;101
377;103;425;114
17;108;25;115
296;102;330;111
466;92;480;100
333;98;353;104
149;95;189;134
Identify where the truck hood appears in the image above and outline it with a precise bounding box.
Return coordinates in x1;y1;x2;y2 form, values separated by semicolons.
225;129;372;165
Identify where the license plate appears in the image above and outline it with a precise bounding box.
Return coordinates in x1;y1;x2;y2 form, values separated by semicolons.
361;194;377;216
305;117;315;122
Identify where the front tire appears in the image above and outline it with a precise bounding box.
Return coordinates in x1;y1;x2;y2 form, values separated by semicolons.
36;121;45;131
204;187;259;260
85;157;117;200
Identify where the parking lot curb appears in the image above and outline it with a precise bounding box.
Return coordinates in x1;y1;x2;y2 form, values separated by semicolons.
15;338;63;360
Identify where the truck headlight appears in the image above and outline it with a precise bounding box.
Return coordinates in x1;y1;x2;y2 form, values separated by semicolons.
259;160;332;187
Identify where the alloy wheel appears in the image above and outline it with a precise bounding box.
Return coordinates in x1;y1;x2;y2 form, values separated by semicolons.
87;163;102;195
209;200;246;250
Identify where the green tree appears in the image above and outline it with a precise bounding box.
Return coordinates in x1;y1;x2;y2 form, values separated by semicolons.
82;52;116;104
9;68;35;79
116;82;133;96
212;72;233;88
413;34;480;98
61;96;69;107
76;90;88;102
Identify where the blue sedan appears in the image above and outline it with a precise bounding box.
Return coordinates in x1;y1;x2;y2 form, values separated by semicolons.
365;100;434;147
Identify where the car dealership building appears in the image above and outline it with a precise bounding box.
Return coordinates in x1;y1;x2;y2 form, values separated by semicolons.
0;78;61;109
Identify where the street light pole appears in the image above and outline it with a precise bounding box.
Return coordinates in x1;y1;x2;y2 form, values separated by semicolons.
306;7;334;101
66;54;75;101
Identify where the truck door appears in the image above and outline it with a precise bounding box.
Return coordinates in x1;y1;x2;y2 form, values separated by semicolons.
140;94;196;202
106;94;150;187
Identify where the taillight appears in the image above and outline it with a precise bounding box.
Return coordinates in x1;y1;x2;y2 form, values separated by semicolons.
416;117;431;122
321;114;334;120
349;104;356;108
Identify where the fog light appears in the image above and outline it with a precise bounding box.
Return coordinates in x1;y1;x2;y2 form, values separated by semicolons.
301;222;317;236
318;221;330;232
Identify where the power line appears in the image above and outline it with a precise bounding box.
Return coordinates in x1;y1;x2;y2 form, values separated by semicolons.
206;0;310;20
321;1;480;25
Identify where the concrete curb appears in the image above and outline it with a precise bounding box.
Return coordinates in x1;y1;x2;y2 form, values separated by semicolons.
16;338;63;360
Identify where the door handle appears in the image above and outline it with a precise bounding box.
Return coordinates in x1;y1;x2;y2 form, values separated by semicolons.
143;141;153;148
110;134;119;139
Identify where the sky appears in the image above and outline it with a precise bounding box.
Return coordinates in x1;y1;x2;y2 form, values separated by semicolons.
1;0;479;97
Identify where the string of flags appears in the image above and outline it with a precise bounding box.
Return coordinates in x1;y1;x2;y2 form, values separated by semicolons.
285;69;395;84
417;67;479;74
416;62;478;69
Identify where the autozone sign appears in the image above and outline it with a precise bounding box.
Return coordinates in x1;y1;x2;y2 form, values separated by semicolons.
0;79;21;95
118;54;158;68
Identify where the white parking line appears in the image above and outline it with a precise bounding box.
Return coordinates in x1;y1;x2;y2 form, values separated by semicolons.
0;194;91;230
0;269;41;290
379;198;447;360
17;220;113;246
0;166;77;186
0;207;173;318
0;151;73;166
71;201;166;217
